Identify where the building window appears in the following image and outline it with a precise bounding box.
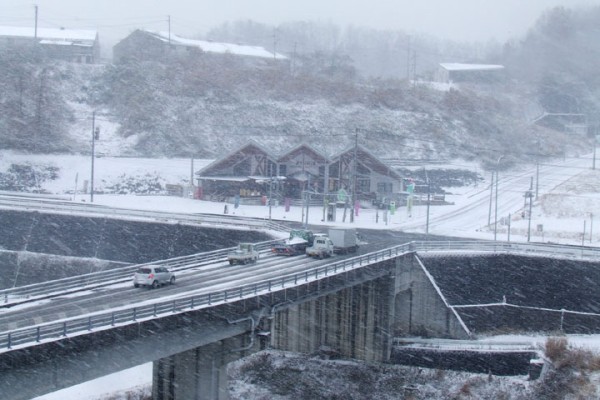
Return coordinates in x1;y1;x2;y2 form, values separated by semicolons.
377;182;393;193
357;179;370;194
279;164;287;176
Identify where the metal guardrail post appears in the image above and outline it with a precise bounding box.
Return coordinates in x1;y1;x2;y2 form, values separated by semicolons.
88;317;92;331
36;327;40;342
172;301;177;313
224;290;228;301
153;304;157;317
62;322;67;337
190;297;195;309
7;333;11;349
133;308;137;321
208;293;212;305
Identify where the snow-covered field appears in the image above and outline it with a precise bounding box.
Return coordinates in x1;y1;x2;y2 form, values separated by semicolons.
2;150;599;245
2;149;599;399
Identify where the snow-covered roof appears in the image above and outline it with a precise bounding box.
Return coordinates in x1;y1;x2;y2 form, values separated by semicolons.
143;30;287;60
440;63;504;72
0;26;97;42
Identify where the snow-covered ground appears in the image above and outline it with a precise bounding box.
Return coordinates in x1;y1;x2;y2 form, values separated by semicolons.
2;149;598;399
2;150;599;245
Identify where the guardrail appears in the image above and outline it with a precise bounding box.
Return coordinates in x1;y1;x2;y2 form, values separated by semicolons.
1;240;599;352
0;196;290;233
0;239;280;307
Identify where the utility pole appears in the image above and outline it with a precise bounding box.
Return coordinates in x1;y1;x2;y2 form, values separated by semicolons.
593;127;597;170
272;28;277;60
190;154;195;193
494;170;499;240
168;15;171;44
406;35;411;80
305;174;311;228
425;170;431;236
536;138;540;198
488;171;494;226
351;129;358;223
34;4;38;40
591;213;594;243
494;156;504;241
527;178;533;242
90;111;96;203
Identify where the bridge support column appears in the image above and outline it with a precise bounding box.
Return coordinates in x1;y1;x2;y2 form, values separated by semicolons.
152;333;260;400
271;274;395;363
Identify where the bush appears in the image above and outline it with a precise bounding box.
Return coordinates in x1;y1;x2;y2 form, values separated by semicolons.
545;336;568;361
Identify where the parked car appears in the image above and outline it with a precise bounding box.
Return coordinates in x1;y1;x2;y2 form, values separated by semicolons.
133;266;175;288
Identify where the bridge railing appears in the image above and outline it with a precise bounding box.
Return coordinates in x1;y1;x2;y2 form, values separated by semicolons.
0;239;279;306
411;240;600;259
2;240;600;352
0;242;414;351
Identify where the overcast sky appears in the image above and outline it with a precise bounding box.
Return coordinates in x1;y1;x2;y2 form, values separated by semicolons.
2;0;598;47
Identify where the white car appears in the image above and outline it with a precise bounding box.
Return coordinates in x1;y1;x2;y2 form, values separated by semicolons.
133;266;175;288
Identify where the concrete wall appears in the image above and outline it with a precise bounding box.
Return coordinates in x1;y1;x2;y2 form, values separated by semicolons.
393;254;469;339
270;275;395;363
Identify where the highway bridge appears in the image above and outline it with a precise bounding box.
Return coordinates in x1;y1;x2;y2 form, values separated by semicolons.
2;195;600;399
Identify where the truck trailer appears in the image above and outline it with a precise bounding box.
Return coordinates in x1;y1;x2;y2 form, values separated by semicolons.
328;228;359;254
305;228;359;258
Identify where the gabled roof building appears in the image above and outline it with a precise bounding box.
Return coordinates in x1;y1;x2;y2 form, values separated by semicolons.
0;26;100;63
113;29;287;65
196;142;402;205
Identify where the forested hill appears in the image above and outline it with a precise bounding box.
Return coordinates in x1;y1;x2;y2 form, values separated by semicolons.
1;5;599;169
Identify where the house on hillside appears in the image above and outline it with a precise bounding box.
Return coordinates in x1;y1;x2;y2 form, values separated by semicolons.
113;29;287;66
533;112;588;135
436;63;505;84
0;26;99;63
195;141;402;206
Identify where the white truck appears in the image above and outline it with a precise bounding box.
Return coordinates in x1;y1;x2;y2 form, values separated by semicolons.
306;228;359;258
328;228;359;254
227;243;259;265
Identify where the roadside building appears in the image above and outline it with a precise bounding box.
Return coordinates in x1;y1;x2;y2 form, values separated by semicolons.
0;26;99;63
195;141;279;203
196;141;401;206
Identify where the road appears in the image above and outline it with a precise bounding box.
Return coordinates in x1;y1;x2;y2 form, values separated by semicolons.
397;154;595;239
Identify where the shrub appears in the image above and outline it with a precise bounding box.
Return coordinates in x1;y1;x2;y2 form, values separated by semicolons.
545;336;568;361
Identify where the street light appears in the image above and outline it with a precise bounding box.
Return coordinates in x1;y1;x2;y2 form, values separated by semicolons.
90;111;99;203
494;156;504;241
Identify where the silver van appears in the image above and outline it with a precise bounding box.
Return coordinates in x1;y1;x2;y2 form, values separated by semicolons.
133;266;175;288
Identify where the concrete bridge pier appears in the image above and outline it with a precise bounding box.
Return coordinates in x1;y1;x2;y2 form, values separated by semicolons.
270;273;395;363
152;331;262;400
